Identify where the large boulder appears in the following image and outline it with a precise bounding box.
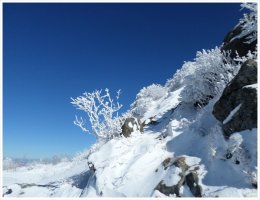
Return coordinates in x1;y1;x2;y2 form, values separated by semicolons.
120;117;144;137
213;59;257;137
221;24;257;59
155;157;187;197
185;172;202;197
155;157;202;197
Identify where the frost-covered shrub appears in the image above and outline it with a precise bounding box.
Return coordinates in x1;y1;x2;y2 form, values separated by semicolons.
165;3;257;107
137;84;167;101
71;89;124;141
131;84;167;117
231;3;257;44
166;48;239;106
234;50;257;63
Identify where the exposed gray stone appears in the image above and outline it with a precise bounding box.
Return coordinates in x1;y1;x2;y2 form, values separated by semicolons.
173;157;189;172
185;172;202;197
88;161;96;172
222;24;257;59
213;59;257;137
120;117;144;138
155;157;202;197
3;188;12;196
155;181;182;197
162;157;172;170
223;86;257;136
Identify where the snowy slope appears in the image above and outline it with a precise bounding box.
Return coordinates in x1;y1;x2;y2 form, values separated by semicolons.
3;152;92;197
85;99;257;197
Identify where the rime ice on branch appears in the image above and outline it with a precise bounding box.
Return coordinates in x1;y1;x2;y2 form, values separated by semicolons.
71;89;123;141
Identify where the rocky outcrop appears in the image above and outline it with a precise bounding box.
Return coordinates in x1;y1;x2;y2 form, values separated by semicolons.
120;118;144;137
155;181;182;197
222;24;257;59
155;157;202;197
88;161;96;172
185;172;202;197
156;157;187;197
3;188;12;196
213;59;257;137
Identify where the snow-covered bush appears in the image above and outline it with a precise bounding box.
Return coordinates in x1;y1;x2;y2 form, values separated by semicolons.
166;48;239;106
164;3;257;107
234;50;257;63
131;84;167;117
71;89;124;141
231;3;257;44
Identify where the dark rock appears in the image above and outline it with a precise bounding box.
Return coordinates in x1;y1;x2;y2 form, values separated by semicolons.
155;157;188;197
213;59;257;121
162;157;172;169
226;153;232;159
120;117;144;137
155;181;182;197
17;183;58;189
3;188;12;196
156;170;203;197
223;86;257;136
222;24;257;59
155;157;203;197
173;157;189;172
194;95;214;108
213;59;257;137
144;117;159;126
88;162;96;172
162;157;189;171
185;172;202;197
150;120;158;125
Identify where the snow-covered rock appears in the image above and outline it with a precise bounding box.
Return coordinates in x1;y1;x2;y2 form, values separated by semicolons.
120;117;144;137
213;59;257;137
222;3;257;59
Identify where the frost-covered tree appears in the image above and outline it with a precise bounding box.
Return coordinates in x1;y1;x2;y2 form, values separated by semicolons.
131;84;167;117
231;3;257;44
164;3;257;107
166;48;239;107
71;89;123;141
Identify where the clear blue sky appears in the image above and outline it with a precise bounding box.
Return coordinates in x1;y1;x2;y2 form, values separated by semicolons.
3;3;242;159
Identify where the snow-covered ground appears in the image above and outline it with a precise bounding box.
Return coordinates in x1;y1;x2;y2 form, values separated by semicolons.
3;153;92;197
82;93;257;197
